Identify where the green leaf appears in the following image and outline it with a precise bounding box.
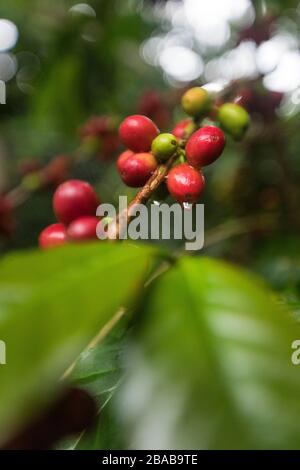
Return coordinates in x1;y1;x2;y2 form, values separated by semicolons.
65;322;126;450
118;257;300;449
0;242;155;445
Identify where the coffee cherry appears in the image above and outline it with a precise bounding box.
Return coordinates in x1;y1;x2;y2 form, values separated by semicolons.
80;115;115;139
151;133;178;161
39;223;67;249
117;152;158;187
181;87;211;117
137;90;170;129
53;180;100;225
116;150;134;173
67;216;99;241
186;125;225;168
172;119;196;140
167;163;205;203
41;154;71;188
80;116;120;159
119;115;159;152
218;103;250;141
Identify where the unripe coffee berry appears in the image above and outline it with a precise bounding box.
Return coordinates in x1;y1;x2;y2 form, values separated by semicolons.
67;216;99;241
186;125;225;168
181;87;211;117
53;180;100;225
172;119;196;140
167;163;205;203
117;152;157;187
218;103;250;141
119;115;159;152
39;223;67;249
151;133;178;161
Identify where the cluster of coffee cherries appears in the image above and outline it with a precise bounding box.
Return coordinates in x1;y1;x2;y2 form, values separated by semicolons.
39;179;101;249
39;86;250;248
116;86;250;204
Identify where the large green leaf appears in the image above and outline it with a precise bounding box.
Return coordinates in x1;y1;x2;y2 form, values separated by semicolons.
117;257;300;449
60;321;126;450
0;242;155;444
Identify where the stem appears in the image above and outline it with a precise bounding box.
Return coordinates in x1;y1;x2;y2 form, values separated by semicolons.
109;152;178;239
62;307;126;380
204;213;278;248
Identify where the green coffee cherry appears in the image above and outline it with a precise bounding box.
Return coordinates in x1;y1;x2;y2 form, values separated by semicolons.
218;103;250;141
151;133;178;161
181;87;211;117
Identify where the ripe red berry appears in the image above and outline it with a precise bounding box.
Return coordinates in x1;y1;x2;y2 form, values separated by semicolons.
172;119;195;140
167;163;205;203
186;126;225;168
117;152;158;188
80;116;114;139
119;115;159;152
116;150;134;173
39;223;67;249
42;154;71;188
67;216;99;242
53;180;99;225
137;90;170;129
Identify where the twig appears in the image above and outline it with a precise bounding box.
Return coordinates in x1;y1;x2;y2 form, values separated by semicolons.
204;213;278;248
110;152;178;239
61;307;126;380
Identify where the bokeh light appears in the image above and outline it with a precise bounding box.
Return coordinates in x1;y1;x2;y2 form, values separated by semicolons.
0;19;18;52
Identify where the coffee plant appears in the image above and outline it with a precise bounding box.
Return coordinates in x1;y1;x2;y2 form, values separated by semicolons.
0;0;300;452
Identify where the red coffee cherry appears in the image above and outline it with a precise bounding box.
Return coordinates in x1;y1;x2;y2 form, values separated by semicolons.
41;154;72;188
67;216;99;241
172;119;195;140
119;115;159;152
80;115;114;139
167;163;205;203
80;116;120;159
53;180;100;225
39;223;67;249
117;152;158;187
186;126;225;168
116;150;134;173
137;90;170;129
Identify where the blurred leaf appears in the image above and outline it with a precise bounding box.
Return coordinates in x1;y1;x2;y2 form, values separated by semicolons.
118;257;300;449
0;242;155;444
63;323;126;450
253;236;300;291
